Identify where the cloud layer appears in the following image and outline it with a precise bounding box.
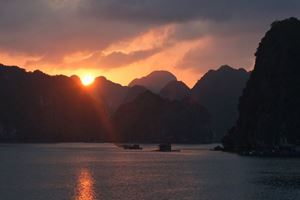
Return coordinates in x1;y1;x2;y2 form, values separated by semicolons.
1;0;300;86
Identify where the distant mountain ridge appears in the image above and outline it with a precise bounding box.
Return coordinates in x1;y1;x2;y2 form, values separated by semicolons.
129;70;177;93
113;90;213;143
192;65;249;141
91;76;129;114
122;85;148;104
0;64;214;143
159;80;191;101
0;63;249;144
89;71;179;113
0;64;110;142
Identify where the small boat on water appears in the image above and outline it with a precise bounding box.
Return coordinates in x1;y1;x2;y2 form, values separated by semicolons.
159;143;172;151
120;144;143;150
157;143;180;152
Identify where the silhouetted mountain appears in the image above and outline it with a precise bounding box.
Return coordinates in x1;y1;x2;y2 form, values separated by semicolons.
129;71;177;93
0;64;110;142
89;78;150;113
122;85;148;104
159;80;191;101
223;18;300;151
90;76;128;114
113;91;212;143
70;75;81;83
192;65;249;141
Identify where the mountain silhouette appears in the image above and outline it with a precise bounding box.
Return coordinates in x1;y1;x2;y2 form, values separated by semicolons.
90;76;129;114
159;80;191;101
113;91;213;143
122;85;148;104
0;64;110;142
192;65;249;141
223;18;300;151
129;71;177;93
0;65;215;143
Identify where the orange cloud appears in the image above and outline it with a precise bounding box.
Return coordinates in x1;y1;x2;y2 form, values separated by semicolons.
2;0;296;88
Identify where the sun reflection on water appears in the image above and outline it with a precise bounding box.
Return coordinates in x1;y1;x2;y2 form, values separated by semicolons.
75;169;96;200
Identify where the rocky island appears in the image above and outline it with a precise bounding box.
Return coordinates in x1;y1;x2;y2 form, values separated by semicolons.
222;18;300;156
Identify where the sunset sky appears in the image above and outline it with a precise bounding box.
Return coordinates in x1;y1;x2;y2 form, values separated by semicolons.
1;0;300;87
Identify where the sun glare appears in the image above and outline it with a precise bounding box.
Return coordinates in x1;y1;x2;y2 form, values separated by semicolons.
81;74;95;86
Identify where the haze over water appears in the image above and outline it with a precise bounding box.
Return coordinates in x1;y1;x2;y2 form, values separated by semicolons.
0;143;299;200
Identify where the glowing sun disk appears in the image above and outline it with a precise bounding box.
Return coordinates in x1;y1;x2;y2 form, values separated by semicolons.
81;74;95;86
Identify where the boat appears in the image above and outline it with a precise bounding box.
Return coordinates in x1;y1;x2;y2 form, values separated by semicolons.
157;143;180;152
159;143;172;151
121;144;143;150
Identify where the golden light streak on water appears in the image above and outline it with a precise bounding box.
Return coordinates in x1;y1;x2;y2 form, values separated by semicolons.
75;169;96;200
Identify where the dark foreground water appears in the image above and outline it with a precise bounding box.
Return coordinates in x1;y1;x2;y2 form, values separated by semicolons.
0;143;299;200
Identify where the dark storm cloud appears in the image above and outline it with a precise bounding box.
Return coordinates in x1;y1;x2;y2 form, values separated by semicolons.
81;0;300;24
0;0;300;70
0;0;148;56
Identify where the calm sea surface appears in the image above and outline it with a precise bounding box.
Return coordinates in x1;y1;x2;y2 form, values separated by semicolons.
0;143;299;200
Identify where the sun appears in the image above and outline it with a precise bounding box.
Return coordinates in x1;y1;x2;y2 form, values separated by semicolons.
81;74;95;86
